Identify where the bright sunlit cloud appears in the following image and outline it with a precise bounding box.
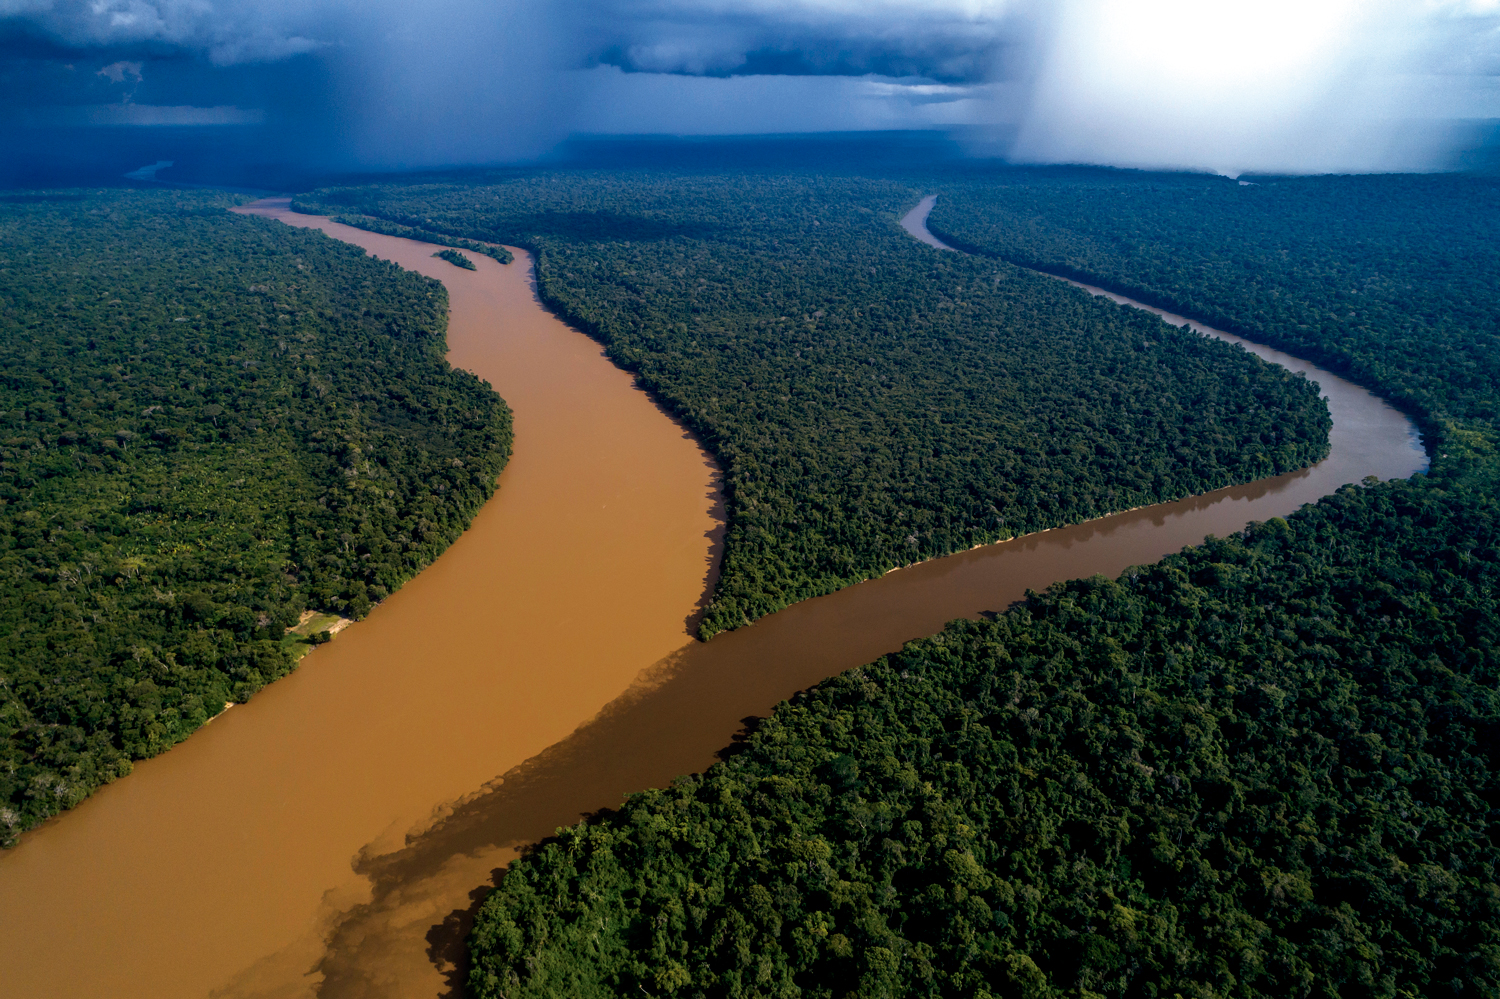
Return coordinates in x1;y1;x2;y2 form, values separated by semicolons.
1012;0;1500;174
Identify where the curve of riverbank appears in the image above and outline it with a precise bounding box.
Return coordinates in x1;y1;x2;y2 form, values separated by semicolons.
305;199;1426;997
0;200;725;999
903;193;1428;462
0;195;1426;999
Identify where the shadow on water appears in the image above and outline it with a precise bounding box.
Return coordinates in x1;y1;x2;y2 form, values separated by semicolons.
313;460;1417;998
315;607;919;998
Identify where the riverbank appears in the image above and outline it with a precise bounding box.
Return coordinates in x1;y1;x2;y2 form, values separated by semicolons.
459;196;1460;998
303;200;1421;998
0;200;726;999
0;193;1425;999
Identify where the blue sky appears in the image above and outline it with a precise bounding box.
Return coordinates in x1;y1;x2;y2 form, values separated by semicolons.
2;0;1499;174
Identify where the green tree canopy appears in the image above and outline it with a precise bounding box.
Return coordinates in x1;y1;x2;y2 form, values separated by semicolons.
295;173;1330;637
0;190;511;842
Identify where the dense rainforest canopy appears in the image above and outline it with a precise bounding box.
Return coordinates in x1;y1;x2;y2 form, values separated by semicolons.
8;167;1491;997
294;174;1329;637
329;211;513;265
470;480;1500;999
0;190;511;842
925;170;1500;461
459;167;1500;999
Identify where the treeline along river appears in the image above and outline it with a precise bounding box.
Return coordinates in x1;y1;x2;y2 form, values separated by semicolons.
296;174;1336;639
0;199;724;998
0;186;1423;998
461;178;1489;998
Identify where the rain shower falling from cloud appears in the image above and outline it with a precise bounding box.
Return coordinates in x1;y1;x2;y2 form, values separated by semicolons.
1;0;1498;173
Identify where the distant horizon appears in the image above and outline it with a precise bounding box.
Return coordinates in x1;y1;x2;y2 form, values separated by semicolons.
4;120;1499;193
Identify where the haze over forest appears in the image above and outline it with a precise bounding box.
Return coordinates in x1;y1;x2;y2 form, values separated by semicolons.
3;0;1500;181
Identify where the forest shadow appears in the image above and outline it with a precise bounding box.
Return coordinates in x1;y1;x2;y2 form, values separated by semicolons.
424;879;493;999
309;641;731;999
497;211;718;243
414;708;772;998
715;716;767;761
978;599;1029;621
685;450;728;635
311;605;872;999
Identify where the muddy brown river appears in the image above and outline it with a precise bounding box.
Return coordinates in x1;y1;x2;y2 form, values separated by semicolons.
0;196;1426;999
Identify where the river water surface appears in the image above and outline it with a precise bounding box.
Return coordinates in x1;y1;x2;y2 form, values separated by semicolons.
0;197;1426;999
0;202;724;998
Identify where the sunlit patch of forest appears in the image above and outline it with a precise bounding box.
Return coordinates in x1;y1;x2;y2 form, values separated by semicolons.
0;190;511;842
437;169;1498;998
295;174;1330;637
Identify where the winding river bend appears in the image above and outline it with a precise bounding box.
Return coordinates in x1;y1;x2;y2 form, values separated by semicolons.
0;197;1425;999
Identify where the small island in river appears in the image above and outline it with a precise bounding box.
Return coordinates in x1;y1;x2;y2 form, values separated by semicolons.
434;248;477;270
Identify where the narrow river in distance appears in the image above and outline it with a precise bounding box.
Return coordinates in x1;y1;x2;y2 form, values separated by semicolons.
0;197;1426;999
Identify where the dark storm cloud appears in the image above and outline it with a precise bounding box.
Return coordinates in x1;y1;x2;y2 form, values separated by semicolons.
577;0;1018;82
1;0;1498;173
0;0;1015;77
0;0;581;164
0;0;326;64
594;37;995;83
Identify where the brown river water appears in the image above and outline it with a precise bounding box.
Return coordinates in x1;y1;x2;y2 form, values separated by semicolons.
0;196;1426;999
